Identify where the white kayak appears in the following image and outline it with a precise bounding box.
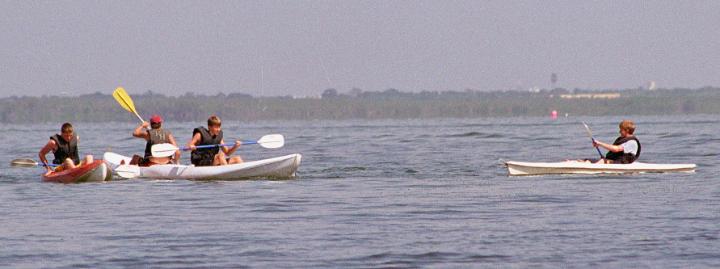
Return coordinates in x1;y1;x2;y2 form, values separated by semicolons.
104;152;302;180
505;161;696;176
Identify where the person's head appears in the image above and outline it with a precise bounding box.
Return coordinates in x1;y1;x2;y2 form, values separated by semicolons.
60;122;74;141
150;114;163;129
619;120;635;136
207;115;222;134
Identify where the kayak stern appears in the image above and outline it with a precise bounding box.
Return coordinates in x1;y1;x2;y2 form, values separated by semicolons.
42;160;111;183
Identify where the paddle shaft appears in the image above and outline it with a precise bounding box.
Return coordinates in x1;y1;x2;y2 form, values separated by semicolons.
582;123;604;158
131;111;144;123
187;141;257;150
589;137;604;158
184;135;283;150
151;134;283;157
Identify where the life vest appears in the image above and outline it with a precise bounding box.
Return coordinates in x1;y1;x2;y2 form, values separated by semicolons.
605;136;641;164
50;134;80;165
144;128;172;158
190;127;223;166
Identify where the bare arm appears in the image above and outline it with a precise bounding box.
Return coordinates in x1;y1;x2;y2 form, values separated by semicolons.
220;139;241;155
168;134;181;163
132;122;150;140
38;140;57;170
187;133;202;151
593;140;623;153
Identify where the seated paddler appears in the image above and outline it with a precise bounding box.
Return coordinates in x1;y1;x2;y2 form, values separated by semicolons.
132;114;180;166
38;122;94;173
187;115;243;166
591;120;641;164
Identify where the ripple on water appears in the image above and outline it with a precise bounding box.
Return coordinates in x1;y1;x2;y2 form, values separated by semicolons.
332;252;513;267
443;131;504;138
0;116;718;268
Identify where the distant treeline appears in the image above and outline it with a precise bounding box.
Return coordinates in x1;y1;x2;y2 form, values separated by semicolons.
1;87;719;123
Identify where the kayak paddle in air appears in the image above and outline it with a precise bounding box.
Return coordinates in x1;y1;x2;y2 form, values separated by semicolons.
582;122;604;158
112;87;145;123
151;134;285;157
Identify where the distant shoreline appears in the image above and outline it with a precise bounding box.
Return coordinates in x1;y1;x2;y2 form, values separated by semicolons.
2;87;719;123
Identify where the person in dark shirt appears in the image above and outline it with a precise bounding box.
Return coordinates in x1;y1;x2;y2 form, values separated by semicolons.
38;122;94;173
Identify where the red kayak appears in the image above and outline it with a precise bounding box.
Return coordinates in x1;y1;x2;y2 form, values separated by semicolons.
42;160;112;183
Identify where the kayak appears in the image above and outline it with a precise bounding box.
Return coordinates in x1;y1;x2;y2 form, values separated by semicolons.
105;152;302;180
42;160;112;183
505;161;697;176
103;152;302;180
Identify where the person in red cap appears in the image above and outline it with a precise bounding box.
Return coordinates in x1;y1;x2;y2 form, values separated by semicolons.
131;114;180;166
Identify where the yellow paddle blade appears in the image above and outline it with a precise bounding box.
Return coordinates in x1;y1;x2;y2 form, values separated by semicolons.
112;87;137;113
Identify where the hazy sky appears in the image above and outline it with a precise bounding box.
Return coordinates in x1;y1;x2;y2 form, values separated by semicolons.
1;1;719;97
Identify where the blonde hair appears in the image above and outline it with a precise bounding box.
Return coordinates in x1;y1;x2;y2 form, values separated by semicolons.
619;120;635;134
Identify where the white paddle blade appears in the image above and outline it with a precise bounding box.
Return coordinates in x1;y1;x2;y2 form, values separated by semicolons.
151;143;179;157
582;122;594;138
115;165;140;179
257;134;284;149
103;152;130;166
10;158;39;167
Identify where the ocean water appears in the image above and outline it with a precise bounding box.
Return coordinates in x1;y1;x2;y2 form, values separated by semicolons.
1;115;718;268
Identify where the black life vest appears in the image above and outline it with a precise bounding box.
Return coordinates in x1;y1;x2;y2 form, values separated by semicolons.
605;136;641;164
50;134;80;165
144;128;172;158
190;127;223;166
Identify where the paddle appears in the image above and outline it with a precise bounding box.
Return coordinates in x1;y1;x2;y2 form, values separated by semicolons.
582;122;604;158
10;158;58;168
151;134;285;157
115;164;140;179
112;87;144;123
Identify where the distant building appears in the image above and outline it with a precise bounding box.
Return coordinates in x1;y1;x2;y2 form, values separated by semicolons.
292;95;321;99
647;81;657;90
559;93;621;99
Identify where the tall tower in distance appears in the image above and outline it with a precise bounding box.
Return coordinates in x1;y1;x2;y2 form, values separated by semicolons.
647;81;657;90
550;73;558;90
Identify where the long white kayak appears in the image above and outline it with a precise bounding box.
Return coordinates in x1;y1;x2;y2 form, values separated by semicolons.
104;152;301;180
505;161;696;176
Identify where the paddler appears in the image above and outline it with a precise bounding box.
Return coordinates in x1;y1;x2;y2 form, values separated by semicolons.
592;120;641;164
132;114;180;165
38;122;94;173
187;115;243;166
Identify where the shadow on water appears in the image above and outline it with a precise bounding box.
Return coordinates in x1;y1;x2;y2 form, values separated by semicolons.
442;131;504;138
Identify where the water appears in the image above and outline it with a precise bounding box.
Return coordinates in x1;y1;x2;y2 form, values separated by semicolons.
1;115;719;268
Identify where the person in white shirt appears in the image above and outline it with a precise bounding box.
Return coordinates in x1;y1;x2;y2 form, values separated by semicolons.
593;120;641;164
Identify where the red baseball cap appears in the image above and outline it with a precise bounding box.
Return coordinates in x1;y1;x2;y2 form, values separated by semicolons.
149;114;163;123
